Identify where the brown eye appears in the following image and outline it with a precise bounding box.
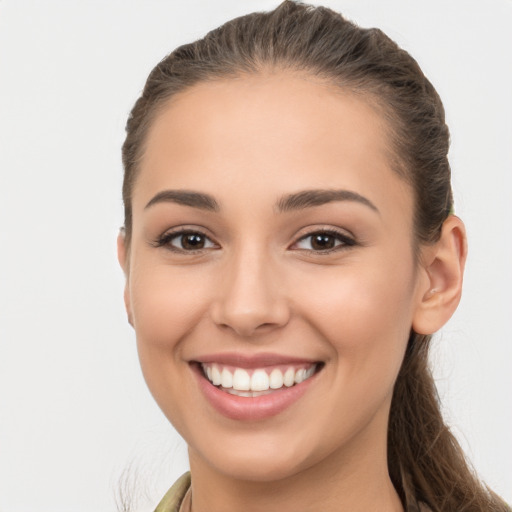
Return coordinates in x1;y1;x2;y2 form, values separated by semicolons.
157;230;217;252
310;233;336;250
180;233;206;250
293;230;355;252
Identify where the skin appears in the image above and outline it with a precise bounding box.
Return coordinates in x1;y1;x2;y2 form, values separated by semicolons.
118;72;466;512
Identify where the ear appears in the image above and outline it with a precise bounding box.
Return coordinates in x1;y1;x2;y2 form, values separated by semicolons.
412;216;467;335
117;230;134;327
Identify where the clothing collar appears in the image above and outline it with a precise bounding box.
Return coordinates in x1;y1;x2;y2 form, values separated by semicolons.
153;471;431;512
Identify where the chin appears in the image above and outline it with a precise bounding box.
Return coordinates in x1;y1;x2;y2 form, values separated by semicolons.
214;453;312;483
189;430;323;483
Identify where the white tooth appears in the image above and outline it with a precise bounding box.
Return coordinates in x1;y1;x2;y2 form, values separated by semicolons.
233;368;250;391
251;369;270;391
295;368;306;384
221;368;233;388
212;365;222;385
284;367;295;387
305;365;316;379
226;388;274;397
226;389;252;397
206;366;212;381
269;368;284;389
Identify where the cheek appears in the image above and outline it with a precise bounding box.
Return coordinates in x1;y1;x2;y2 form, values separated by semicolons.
291;258;416;369
289;261;416;430
127;261;216;431
128;261;214;369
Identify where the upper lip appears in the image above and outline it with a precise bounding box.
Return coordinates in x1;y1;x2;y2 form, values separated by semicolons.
191;352;320;369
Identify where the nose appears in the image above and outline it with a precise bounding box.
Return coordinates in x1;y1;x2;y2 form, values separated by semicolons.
210;247;290;338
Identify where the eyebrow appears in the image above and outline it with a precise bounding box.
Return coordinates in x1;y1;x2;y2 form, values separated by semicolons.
144;188;378;215
145;190;220;212
276;189;379;214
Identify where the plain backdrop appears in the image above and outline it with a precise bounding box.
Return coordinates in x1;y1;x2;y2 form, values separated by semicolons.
0;1;511;510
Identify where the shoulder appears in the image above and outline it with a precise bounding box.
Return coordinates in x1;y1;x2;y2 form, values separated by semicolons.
154;472;191;512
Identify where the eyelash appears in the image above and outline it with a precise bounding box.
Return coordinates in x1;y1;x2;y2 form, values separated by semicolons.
153;228;356;254
292;229;356;253
153;229;218;253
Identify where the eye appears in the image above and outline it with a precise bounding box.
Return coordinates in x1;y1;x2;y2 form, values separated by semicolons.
292;230;355;252
156;230;218;252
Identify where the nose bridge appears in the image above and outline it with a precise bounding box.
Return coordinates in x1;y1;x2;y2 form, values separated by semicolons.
212;240;289;336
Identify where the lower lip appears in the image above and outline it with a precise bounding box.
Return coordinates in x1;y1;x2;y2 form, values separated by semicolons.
192;364;319;421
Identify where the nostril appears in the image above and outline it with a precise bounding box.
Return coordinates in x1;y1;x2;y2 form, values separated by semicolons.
217;320;287;338
210;302;290;337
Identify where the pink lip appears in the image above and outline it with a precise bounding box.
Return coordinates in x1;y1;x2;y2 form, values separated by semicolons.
191;359;321;422
193;352;317;369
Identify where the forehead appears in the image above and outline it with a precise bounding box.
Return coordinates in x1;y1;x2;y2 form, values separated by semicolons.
135;72;412;221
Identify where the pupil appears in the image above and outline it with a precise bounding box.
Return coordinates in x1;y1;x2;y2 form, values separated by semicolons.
312;234;334;250
182;234;204;249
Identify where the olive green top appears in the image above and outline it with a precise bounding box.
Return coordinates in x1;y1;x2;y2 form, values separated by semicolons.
154;471;431;512
154;472;192;512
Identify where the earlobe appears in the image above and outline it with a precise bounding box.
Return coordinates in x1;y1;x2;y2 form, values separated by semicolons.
117;230;134;327
412;216;467;335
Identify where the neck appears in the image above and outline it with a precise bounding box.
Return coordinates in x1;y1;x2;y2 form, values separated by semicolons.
187;409;403;512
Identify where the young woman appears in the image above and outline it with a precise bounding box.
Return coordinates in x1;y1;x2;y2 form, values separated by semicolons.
117;2;511;511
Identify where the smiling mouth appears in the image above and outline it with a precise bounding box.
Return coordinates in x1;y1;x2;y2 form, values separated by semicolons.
200;362;321;397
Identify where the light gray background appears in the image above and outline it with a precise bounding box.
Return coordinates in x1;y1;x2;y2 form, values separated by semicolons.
0;1;510;510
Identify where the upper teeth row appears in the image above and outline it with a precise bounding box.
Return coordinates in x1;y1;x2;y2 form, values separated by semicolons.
202;364;316;392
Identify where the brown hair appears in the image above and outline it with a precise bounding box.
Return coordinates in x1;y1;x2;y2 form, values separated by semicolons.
121;2;510;510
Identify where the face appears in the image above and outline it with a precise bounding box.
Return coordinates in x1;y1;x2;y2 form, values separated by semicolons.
121;72;429;482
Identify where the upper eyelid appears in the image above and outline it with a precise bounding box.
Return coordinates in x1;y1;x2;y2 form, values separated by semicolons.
292;226;356;242
153;225;356;248
159;225;215;239
289;227;357;251
153;226;218;249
